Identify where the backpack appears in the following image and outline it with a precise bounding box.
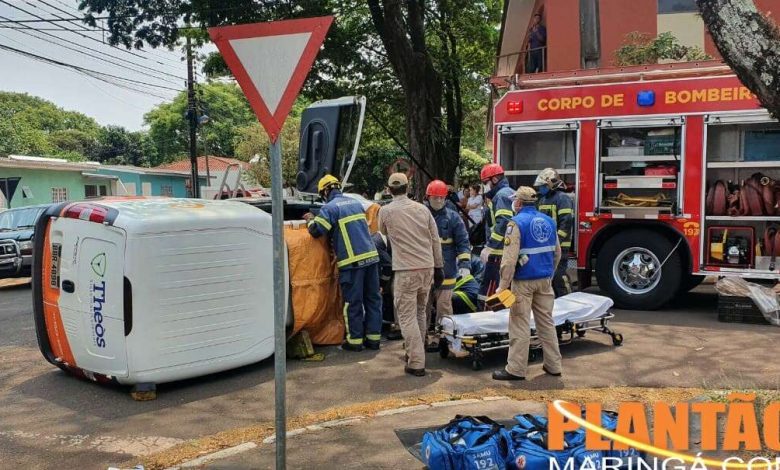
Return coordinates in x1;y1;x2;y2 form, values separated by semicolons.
422;415;512;470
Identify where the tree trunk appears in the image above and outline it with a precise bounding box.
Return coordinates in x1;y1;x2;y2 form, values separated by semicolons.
697;0;780;118
368;0;454;198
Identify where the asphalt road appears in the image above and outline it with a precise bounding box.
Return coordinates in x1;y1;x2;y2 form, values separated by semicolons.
1;280;779;469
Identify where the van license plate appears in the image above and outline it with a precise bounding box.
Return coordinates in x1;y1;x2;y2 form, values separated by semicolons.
50;243;62;288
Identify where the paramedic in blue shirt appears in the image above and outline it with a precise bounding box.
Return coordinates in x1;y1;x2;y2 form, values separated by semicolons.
425;180;471;333
479;163;515;307
306;175;382;352
492;186;562;381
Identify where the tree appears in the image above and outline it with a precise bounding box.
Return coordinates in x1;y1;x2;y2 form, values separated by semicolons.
615;31;711;66
235;115;301;188
144;81;256;163
457;148;489;184
0;91;102;160
93;125;159;167
696;0;780;118
78;0;501;196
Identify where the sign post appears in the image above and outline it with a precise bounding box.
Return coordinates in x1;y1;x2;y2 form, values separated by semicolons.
209;16;333;469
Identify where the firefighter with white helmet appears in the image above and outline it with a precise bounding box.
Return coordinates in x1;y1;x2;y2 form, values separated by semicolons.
534;168;574;297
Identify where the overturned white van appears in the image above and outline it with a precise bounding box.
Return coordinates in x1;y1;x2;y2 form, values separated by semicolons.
32;198;283;388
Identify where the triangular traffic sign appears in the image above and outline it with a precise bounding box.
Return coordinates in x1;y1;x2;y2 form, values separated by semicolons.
208;16;334;142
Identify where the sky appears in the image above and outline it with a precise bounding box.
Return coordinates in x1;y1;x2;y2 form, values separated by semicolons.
0;1;212;131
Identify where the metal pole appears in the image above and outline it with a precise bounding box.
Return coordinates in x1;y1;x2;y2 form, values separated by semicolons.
186;35;201;199
269;137;286;469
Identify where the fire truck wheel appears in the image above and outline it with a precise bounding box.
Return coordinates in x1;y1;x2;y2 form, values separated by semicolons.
678;274;705;294
596;230;682;310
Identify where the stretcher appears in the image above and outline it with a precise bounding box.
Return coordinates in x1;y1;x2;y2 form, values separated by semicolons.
437;292;623;370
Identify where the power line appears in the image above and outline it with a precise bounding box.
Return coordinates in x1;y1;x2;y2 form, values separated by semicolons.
0;42;182;93
35;0;184;68
0;0;186;75
0;16;183;87
0;4;260;23
0;25;100;31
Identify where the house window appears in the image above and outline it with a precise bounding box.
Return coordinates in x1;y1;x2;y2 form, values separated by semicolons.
658;0;697;13
85;184;108;199
160;185;174;197
51;187;68;203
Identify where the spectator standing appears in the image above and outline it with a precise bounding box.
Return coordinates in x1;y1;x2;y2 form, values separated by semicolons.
466;184;484;226
527;13;547;73
379;173;444;377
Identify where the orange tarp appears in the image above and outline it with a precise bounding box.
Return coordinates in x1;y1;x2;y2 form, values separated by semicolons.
285;224;344;345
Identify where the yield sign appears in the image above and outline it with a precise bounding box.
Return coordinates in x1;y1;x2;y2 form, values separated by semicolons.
208;16;334;142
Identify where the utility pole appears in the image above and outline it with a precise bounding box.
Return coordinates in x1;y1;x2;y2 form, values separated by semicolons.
186;35;201;198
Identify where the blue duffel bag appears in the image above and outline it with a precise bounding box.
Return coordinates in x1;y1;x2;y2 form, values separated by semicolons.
507;413;605;470
422;415;513;470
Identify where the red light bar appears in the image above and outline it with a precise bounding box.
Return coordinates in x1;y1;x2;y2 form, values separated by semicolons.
63;203;109;223
506;100;523;114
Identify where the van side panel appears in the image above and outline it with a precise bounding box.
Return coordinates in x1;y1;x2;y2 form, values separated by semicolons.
40;220;76;367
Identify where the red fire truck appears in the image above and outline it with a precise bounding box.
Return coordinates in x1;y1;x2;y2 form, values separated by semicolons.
492;68;780;310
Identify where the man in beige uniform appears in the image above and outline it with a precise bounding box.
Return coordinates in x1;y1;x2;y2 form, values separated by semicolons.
378;173;444;377
492;186;563;381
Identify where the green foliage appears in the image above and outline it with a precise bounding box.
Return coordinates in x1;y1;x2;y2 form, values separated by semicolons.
615;32;712;66
143;81;256;163
457;148;490;184
234;102;306;187
0;91;101;160
93;125;159;167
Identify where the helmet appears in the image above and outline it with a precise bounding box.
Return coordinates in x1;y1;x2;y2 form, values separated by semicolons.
480;163;504;182
317;174;341;192
534;168;562;189
426;180;448;198
513;186;538;202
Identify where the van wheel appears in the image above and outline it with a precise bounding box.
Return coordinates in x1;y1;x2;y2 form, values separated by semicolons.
596;230;682;310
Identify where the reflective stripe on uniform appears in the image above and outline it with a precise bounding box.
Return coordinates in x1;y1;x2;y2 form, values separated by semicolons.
454;274;474;289
557;230;568;238
366;334;381;341
489;248;504;255
337;250;379;268
440;238;453;244
538;204;557;219
558;208;573;215
453;290;477;313
441;278;456;286
457;253;471;261
561;241;572;248
338;213;368;259
519;245;557;255
343;302;361;344
495;209;514;218
490;232;504;242
312;216;332;231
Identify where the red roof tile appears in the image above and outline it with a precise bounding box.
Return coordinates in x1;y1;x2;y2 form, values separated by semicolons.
155;156;250;174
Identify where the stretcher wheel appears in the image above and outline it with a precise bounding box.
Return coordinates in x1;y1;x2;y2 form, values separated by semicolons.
576;329;586;338
611;333;624;346
472;360;483;371
439;339;449;359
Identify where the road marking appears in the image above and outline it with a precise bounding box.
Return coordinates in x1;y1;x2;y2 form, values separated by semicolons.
0;430;184;456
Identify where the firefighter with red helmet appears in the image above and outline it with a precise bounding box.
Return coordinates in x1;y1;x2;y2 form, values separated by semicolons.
534;168;574;297
425;180;471;330
479;163;516;304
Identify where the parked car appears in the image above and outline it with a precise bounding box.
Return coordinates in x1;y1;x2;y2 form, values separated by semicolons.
0;204;50;279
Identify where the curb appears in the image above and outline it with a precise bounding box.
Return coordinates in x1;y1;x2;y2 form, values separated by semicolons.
167;396;511;469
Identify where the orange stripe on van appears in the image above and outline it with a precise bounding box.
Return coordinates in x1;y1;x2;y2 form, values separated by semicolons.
41;219;76;367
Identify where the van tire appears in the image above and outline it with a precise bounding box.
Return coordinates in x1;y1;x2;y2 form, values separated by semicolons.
595;230;682;310
678;274;705;294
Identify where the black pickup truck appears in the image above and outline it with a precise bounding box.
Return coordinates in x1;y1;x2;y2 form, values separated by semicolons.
0;204;50;279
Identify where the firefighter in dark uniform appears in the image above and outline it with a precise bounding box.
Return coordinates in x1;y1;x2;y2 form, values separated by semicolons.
534;168;573;297
306;175;382;351
478;163;515;305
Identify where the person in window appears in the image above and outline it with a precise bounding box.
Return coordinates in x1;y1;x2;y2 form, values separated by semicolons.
527;13;547;74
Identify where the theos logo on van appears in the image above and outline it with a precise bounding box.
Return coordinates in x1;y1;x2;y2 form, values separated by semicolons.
89;253;108;349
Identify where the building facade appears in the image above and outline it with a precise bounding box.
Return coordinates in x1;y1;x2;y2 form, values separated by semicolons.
0;156;195;209
496;0;780;79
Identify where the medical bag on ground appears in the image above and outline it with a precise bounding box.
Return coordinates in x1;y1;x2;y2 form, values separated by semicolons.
421;415;512;470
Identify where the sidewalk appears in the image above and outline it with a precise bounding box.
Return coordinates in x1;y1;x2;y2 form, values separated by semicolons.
197;398;547;469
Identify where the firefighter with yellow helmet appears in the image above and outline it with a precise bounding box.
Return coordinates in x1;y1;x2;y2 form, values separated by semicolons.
534;168;574;297
306;174;382;351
